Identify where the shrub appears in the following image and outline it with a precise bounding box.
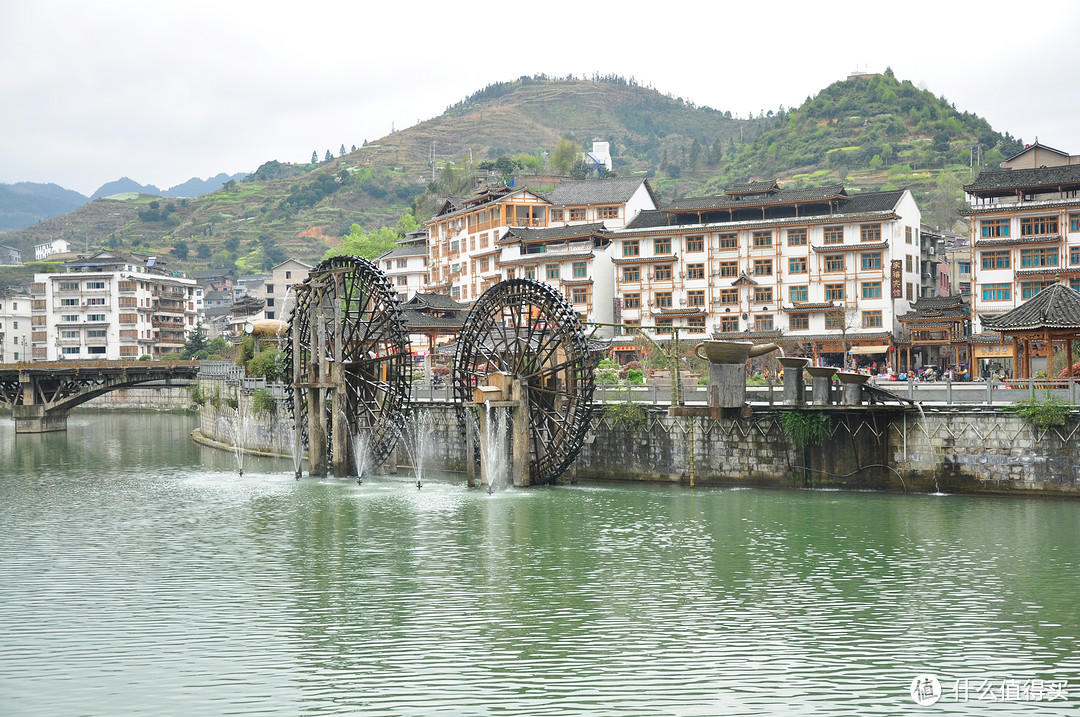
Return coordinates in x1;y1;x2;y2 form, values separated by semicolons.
605;401;647;429
1006;392;1075;430
618;360;642;380
780;411;833;448
626;368;645;385
251;388;276;416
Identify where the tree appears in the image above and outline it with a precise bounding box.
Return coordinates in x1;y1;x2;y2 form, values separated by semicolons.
311;150;318;164
339;144;346;157
325;149;332;162
182;319;209;359
173;241;189;260
549;138;581;175
196;243;212;259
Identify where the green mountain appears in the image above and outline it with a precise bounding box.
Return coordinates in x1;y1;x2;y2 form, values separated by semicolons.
0;72;1021;284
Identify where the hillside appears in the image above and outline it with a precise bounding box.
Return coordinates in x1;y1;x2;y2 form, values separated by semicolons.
0;182;88;232
0;73;1024;284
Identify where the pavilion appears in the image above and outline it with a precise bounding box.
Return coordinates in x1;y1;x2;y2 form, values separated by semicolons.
981;282;1080;379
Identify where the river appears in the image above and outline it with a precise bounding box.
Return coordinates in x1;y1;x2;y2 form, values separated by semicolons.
1;412;1077;715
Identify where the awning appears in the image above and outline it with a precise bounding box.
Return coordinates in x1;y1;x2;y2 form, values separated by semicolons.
848;345;891;355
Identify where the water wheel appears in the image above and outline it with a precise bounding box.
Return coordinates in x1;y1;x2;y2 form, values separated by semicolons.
284;255;411;474
452;279;595;485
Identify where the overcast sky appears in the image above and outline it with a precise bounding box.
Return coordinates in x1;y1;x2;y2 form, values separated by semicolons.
2;0;1078;197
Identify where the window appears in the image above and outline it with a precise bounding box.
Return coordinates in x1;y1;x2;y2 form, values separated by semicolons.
686;236;704;253
752;259;772;277
87;314;106;322
654;237;671;254
861;310;883;328
752;230;772;248
1070;214;1080;232
655;291;673;308
906;283;913;301
1021;280;1052;299
61;329;79;339
62;346;81;355
266;284;274;294
61;298;78;306
789;285;809;303
981;283;1011;301
653;264;672;281
119;313;137;324
789;314;809;331
285;271;292;279
981;250;1011;270
824;254;845;273
719;233;738;250
906;255;913;272
823;226;844;244
85;281;105;290
654;318;673;334
860;224;882;242
719;289;738;305
266;298;275;307
623;240;640;257
720;317;739;333
1072;247;1080;266
753;287;774;303
571;287;589;304
623;293;641;309
981;218;1010;238
688;316;706;331
525;267;536;280
597;206;619;220
824;283;845;301
396;258;408;269
572;262;587;278
1020;216;1058;236
87;346;107;355
789;257;807;274
755;314;774;331
1020;248;1058;268
860;252;882;270
569;208;587;222
959;261;971;274
396;276;407;286
719;261;738;277
686;263;705;280
550;209;563;222
479;257;490;272
59;281;79;291
787;228;807;246
546;264;560;280
906;226;913;244
480;233;489;249
622;266;640;282
861;281;882;299
687;290;705;307
825;312;843;330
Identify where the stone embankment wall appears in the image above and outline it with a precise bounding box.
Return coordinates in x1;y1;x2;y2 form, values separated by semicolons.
76;386;193;411
195;392;1080;496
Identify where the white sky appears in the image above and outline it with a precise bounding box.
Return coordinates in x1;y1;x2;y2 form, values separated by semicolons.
2;0;1078;197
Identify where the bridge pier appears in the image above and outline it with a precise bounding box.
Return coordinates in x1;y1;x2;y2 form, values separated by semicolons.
12;404;69;433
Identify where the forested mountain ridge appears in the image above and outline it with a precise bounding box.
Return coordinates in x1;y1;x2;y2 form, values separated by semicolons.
0;72;1023;284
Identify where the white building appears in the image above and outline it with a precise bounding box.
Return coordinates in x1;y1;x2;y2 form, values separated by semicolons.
423;176;657;308
0;288;33;363
377;229;428;301
264;258;312;321
0;244;21;266
34;238;71;261
30;251;198;360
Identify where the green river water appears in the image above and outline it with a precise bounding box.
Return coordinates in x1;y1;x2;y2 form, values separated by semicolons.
0;412;1077;715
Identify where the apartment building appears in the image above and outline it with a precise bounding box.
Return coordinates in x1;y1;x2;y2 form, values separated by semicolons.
30;251;198;360
962;162;1080;375
377;229;428;301
424;176;656;305
263;259;312;321
612;181;922;366
0;287;32;362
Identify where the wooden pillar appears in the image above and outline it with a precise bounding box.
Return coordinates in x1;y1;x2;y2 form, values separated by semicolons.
1068;339;1075;378
1012;336;1020;379
331;277;348;477
511;380;531;487
308;289;328;476
291;309;303;477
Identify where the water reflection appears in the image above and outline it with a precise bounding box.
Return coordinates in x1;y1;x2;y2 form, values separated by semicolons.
0;413;1077;715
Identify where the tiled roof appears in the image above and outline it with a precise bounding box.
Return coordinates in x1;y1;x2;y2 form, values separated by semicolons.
501;223;608;244
785;302;835;311
402;309;465;331
378;245;427;259
725;180;780;195
404;293;469;312
981;283;1080;330
964;164;1080;194
811;241;889;253
665;184;848;212
974;236;1061;247
622;210;673;230
542;177;652;206
970;332;1005;344
654;308;706;316
611;253;678;265
500;251;595;266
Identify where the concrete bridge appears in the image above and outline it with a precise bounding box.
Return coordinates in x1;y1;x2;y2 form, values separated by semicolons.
0;361;199;433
